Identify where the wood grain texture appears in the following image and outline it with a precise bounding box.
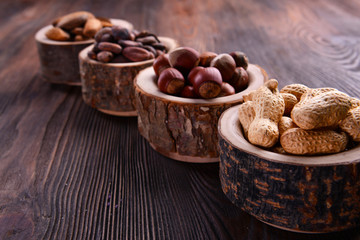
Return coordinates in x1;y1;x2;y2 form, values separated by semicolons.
0;0;360;239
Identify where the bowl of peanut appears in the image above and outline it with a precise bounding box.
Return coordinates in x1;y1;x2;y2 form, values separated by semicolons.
35;11;133;85
79;28;178;117
134;47;268;163
218;79;360;233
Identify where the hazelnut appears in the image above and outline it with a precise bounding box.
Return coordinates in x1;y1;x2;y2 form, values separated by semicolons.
210;53;236;82
157;68;185;95
168;47;200;75
153;54;171;76
228;67;249;92
180;85;197;98
229;51;249;69
218;82;235;97
187;66;204;86
199;51;217;67
192;67;222;99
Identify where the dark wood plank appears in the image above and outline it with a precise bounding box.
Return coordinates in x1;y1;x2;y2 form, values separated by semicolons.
0;0;360;239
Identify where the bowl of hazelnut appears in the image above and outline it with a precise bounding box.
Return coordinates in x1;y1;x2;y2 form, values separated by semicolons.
134;47;268;163
218;79;360;233
35;11;133;85
79;28;178;117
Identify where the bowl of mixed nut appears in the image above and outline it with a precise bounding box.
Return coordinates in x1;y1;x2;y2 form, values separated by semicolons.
134;47;268;162
218;80;360;233
79;27;178;116
35;11;133;85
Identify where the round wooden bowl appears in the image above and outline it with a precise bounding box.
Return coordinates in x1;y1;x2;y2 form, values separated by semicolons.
134;64;268;163
79;37;178;117
218;105;360;233
35;19;133;86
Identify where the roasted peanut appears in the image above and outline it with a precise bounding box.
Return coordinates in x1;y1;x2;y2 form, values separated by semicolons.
280;92;298;116
280;128;348;155
247;79;285;148
280;83;310;101
291;89;352;130
339;106;360;142
238;101;255;138
278;116;297;136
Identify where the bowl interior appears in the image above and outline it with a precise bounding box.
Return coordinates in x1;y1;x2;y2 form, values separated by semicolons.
135;64;267;105
78;36;178;68
219;105;360;166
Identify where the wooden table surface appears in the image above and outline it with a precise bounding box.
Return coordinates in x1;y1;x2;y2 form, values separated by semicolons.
1;0;360;239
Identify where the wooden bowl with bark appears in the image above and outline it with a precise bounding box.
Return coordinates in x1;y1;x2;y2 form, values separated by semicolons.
218;105;360;233
79;37;178;116
134;64;267;163
35;19;133;86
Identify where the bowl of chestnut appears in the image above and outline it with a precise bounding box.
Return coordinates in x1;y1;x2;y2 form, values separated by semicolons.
79;27;178;116
134;47;268;162
35;11;133;85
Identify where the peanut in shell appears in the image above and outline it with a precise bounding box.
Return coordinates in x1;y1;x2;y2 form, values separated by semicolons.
280;128;348;155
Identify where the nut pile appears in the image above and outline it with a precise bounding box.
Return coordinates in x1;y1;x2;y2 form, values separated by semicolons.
87;28;168;63
45;11;113;41
153;47;249;99
238;79;360;155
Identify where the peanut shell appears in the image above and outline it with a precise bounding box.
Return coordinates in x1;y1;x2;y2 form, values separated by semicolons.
278;116;297;136
291;89;351;130
280;128;348;155
238;101;255;138
280;83;310;101
280;92;298;116
339;106;360;142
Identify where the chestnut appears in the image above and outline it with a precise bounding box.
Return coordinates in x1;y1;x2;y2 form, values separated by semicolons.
228;67;249;92
199;51;217;67
168;47;200;75
157;68;185;95
187;66;204;86
229;51;249;70
210;53;236;82
192;67;222;99
153;54;171;76
218;82;235;97
180;85;197;98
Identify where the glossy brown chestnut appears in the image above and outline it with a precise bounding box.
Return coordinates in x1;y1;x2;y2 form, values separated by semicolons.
153;54;171;76
199;51;217;67
180;85;197;98
229;51;249;69
187;66;204;86
218;82;235;97
210;53;236;82
168;47;200;75
157;68;185;95
228;67;249;92
192;67;222;99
